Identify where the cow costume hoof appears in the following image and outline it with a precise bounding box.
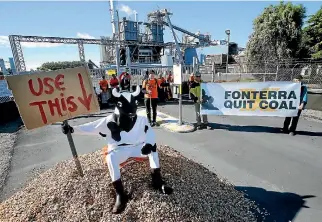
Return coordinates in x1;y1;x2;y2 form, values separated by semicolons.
151;168;173;195
112;179;128;214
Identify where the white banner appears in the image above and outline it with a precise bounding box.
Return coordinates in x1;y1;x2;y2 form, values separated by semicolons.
200;81;301;117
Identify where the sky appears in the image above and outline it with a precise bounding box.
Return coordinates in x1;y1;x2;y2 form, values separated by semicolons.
0;1;321;70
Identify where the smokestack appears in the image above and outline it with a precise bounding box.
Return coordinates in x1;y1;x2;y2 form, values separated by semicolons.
134;11;138;22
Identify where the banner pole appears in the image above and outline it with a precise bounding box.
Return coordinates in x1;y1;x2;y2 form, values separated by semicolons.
178;84;182;125
63;120;84;177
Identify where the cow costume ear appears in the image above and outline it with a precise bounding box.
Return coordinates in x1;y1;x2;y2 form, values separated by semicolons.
131;86;140;97
112;88;121;97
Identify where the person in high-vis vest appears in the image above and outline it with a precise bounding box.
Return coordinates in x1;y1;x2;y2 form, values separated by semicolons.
109;74;119;89
142;70;161;127
188;73;195;99
189;72;211;130
157;73;167;103
99;75;109;93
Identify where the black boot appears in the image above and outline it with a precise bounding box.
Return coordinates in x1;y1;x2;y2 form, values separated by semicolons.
112;179;128;214
151;168;173;195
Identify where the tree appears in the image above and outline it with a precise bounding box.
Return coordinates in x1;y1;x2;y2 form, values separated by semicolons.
302;6;322;59
246;2;306;65
38;61;84;71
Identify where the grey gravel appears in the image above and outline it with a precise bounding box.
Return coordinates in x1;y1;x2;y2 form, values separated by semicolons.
0;120;20;194
0;133;16;192
0;145;260;222
302;109;322;123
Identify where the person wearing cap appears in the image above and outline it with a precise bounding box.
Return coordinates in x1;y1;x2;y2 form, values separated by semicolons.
189;72;211;130
120;68;131;91
282;74;308;136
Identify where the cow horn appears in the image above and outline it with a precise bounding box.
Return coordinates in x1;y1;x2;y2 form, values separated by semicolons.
112;88;121;97
131;85;141;97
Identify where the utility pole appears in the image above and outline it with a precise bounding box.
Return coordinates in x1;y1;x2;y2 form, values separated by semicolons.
225;29;230;74
165;9;184;125
109;0;120;75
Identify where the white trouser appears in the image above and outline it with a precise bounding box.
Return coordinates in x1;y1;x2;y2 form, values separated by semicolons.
106;144;160;182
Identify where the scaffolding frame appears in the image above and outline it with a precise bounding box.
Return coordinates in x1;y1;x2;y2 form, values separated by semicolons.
8;34;198;72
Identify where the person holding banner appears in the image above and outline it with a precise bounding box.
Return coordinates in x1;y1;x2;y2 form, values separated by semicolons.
189;72;212;130
282;75;308;136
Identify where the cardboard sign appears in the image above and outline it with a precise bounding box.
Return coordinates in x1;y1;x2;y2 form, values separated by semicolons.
6;66;100;130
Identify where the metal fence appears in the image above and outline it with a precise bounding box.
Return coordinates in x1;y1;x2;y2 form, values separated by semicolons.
89;65;195;89
1;60;321;104
201;60;322;89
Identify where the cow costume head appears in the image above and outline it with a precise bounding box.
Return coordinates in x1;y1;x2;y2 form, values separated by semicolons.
112;86;140;119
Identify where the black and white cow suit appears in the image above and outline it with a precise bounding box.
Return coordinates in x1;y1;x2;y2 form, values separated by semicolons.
61;85;172;214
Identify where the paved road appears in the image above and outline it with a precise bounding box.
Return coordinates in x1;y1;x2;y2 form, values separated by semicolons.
158;101;322;222
1;102;322;222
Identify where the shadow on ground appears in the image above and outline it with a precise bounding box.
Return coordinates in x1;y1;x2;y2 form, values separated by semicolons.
159;100;193;106
235;186;315;222
209;123;322;137
0;118;23;133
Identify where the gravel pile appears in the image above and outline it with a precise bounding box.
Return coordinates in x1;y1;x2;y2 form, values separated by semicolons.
0;145;260;222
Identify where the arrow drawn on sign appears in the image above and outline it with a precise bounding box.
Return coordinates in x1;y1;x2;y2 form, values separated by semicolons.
77;73;92;111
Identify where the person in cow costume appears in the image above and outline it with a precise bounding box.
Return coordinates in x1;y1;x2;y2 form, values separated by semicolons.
61;85;173;214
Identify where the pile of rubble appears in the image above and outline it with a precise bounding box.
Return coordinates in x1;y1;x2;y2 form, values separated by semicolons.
0;145;261;222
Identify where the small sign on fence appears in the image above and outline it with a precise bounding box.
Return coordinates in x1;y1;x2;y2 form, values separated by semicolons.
6;66;100;130
106;69;116;76
200;81;301;117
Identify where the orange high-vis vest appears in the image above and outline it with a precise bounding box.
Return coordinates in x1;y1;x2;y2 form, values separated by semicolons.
159;77;166;88
142;78;160;99
109;78;119;88
99;79;109;92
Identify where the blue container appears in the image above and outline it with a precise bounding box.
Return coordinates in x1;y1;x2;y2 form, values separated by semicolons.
184;48;198;65
150;23;164;43
122;20;138;41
